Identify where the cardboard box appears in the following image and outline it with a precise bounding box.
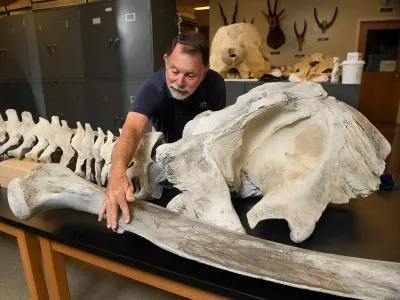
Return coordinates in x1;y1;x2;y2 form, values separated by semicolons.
0;158;41;188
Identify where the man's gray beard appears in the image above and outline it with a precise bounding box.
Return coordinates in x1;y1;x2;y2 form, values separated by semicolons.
168;85;191;101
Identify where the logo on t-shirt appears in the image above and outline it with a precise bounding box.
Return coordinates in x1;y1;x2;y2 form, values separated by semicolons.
198;101;207;110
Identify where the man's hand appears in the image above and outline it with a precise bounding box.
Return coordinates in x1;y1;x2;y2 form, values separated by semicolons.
98;172;135;230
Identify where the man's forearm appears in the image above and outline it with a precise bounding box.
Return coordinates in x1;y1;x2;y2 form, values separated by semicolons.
110;128;141;177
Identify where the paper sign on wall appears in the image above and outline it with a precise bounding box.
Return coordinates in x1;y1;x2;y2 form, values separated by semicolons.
93;17;101;25
126;13;136;22
105;7;112;12
379;60;396;72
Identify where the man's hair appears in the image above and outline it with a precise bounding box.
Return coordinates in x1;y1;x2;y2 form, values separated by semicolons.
165;32;209;68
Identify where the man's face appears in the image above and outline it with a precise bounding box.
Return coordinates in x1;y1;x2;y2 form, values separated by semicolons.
164;43;208;101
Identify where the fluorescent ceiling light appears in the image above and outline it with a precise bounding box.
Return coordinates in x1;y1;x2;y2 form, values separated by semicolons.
194;6;210;10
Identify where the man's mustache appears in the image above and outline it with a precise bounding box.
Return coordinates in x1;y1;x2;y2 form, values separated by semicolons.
170;84;191;93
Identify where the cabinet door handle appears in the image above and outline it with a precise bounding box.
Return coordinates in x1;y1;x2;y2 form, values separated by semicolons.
52;44;56;54
109;38;113;49
113;116;119;126
115;38;120;48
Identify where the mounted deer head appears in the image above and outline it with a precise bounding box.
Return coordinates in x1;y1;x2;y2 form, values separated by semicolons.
294;20;307;52
314;7;338;34
262;0;286;49
218;0;255;25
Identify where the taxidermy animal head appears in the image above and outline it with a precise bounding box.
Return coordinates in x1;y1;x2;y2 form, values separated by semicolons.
294;20;307;52
262;0;286;49
218;0;255;25
210;23;271;79
314;7;338;34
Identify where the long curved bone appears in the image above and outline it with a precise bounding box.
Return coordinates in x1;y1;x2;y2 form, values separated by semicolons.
25;117;51;161
8;163;400;300
8;112;36;159
0;109;22;155
38;116;62;163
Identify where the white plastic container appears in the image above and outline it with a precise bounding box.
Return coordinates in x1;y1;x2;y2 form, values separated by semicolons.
341;60;365;84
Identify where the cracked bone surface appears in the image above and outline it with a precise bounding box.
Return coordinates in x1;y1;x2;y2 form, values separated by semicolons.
157;82;391;242
7;163;400;300
210;23;271;79
8;111;36;159
0;109;22;155
25;117;51;161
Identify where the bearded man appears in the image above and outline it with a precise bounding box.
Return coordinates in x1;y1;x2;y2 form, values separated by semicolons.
99;32;226;230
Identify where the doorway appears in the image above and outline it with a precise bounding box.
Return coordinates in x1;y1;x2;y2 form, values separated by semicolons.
357;20;400;124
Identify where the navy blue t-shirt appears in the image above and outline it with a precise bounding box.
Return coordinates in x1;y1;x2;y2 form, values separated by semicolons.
131;67;226;143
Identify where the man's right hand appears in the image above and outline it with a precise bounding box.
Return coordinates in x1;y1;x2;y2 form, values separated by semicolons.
98;172;135;230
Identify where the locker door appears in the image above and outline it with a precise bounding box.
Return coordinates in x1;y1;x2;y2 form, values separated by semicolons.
34;11;56;79
87;82;120;135
52;7;85;79
59;83;88;127
116;0;153;81
80;2;118;79
2;83;38;118
0;19;6;78
0;15;30;80
118;82;152;132
43;83;88;127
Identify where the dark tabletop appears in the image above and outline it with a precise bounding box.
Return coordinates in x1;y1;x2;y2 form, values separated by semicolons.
1;180;399;300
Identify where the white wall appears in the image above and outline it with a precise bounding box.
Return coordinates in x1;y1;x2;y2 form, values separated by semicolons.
210;0;400;66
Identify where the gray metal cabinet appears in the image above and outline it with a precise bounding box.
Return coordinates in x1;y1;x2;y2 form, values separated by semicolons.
0;15;30;81
224;81;360;109
0;83;41;120
86;82;120;134
320;83;360;109
118;82;152;132
245;82;263;93
43;82;88;127
115;0;153;81
80;1;117;80
225;81;245;106
33;7;84;79
80;0;176;82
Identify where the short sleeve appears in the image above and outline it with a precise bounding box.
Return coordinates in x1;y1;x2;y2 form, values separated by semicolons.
131;83;163;120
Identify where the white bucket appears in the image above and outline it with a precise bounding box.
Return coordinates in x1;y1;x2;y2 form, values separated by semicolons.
341;60;365;84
